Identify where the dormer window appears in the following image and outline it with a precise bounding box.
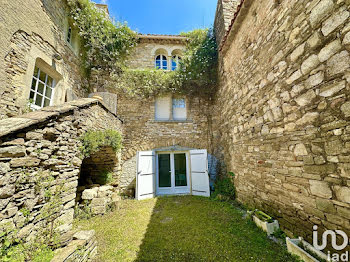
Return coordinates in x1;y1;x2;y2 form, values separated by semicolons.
155;55;168;70
171;55;181;71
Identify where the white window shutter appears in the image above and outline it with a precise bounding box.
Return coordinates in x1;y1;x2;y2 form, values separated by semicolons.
190;149;210;197
136;151;156;200
155;96;171;120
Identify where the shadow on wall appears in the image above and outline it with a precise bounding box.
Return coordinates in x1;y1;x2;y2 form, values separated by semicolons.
133;196;298;261
76;146;119;203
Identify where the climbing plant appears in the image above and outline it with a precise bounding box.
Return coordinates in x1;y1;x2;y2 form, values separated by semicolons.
115;28;218;98
67;0;137;74
80;129;122;158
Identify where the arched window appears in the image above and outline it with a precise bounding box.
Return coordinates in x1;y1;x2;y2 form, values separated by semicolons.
171;55;181;71
155;55;168;70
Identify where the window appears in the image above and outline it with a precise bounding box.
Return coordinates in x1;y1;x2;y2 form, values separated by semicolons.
172;98;186;120
155;55;168;70
155;96;171;120
155;96;187;121
67;26;72;44
171;55;181;71
29;66;55;110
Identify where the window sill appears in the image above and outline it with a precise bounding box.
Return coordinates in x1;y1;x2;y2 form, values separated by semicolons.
151;119;192;123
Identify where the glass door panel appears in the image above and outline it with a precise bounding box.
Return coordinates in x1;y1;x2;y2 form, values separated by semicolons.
158;154;171;187
174;153;187;187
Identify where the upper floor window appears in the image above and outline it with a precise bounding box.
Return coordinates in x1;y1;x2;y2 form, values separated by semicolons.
171;55;181;71
155;55;168;70
29;66;55;110
155;95;187;121
67;26;72;44
172;98;186;120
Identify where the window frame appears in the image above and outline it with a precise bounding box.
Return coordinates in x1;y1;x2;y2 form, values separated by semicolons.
155;55;168;70
67;26;72;45
171;55;181;71
29;66;56;110
154;95;187;121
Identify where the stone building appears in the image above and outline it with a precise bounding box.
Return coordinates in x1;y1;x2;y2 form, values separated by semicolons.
0;0;350;255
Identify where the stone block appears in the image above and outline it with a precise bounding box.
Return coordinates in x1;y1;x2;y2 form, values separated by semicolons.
91;198;107;207
318;39;342;62
343;31;350;45
0;185;15;199
26;131;43;140
310;180;332;199
296;112;319;126
10;157;40;167
334;186;350;203
306;71;324;87
301;55;320;75
327;51;350;76
316;198;336;213
286;70;302;84
325;139;343;155
294;143;308;156
73;230;95;241
304;164;336;175
0;146;26;157
0;162;10;175
319;80;346;97
81;188;98;200
309;0;334;27
290;43;305;62
295;90;316;107
337;206;350;219
341;101;350;117
322;9;349;36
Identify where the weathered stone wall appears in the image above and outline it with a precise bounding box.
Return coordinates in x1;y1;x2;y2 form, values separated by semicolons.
0;0;86;120
90;38;213;193
117;95;212;192
126;38;186;69
214;0;242;46
0;99;122;246
214;0;350;240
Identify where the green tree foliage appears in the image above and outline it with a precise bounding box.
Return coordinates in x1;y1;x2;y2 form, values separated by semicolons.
80;129;122;158
67;0;137;74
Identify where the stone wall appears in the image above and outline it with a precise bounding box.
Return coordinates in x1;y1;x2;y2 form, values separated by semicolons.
90;37;214;193
0;0;86;120
0;98;122;247
214;0;242;46
126;37;186;69
214;0;350;240
116;95;212;192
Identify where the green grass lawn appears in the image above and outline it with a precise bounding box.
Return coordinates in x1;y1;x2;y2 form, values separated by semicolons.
74;196;299;262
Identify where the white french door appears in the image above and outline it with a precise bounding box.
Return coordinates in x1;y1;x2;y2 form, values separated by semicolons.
156;151;190;196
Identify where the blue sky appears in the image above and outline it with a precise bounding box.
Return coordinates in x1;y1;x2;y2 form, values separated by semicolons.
94;0;218;35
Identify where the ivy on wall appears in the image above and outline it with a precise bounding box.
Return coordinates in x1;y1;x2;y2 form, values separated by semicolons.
115;28;218;98
67;0;137;74
68;0;218;97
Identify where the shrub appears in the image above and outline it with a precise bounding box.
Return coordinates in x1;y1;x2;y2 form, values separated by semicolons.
212;172;236;201
80;129;122;158
95;170;114;185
